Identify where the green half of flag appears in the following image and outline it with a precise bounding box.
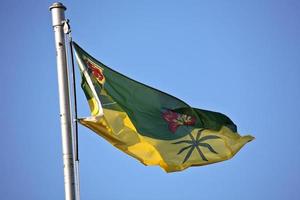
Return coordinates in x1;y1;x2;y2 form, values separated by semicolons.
73;42;254;172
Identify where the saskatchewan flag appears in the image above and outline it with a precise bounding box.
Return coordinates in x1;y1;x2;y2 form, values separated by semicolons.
73;42;254;172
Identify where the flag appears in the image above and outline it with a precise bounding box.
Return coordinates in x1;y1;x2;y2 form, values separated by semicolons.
73;42;254;172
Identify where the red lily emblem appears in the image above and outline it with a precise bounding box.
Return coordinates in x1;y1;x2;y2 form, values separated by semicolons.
162;110;196;133
85;59;105;84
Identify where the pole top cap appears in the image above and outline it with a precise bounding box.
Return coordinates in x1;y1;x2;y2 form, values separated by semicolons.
49;2;66;11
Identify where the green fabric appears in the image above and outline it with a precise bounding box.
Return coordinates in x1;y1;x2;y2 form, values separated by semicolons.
73;42;237;140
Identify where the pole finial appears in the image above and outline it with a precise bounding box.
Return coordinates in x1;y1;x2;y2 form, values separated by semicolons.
49;2;66;11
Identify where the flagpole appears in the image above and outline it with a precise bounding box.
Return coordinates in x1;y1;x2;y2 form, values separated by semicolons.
50;2;77;200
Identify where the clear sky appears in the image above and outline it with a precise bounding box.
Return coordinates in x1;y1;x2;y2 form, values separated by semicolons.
1;0;299;199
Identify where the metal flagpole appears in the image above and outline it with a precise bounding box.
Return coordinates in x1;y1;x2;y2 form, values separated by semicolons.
49;2;77;200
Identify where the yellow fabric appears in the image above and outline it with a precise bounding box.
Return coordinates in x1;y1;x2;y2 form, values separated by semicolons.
79;108;254;172
87;98;100;116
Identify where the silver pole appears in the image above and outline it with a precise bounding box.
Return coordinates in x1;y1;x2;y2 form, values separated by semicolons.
49;3;77;200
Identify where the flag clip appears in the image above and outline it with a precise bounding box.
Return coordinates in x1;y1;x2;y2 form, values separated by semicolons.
62;19;71;34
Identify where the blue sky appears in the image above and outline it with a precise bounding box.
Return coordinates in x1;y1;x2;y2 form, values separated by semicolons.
1;0;300;199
